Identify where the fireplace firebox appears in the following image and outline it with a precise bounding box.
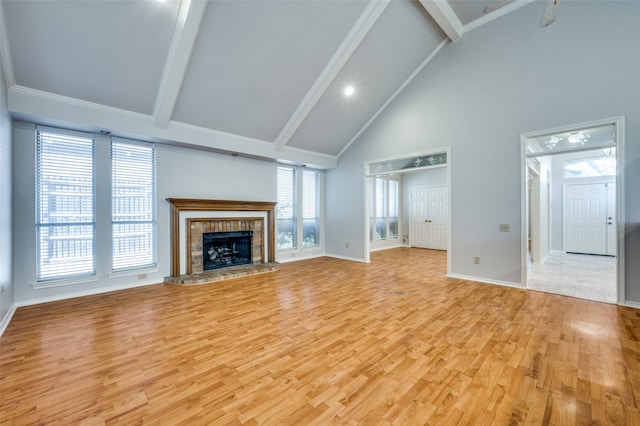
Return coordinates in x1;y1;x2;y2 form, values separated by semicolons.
203;231;253;270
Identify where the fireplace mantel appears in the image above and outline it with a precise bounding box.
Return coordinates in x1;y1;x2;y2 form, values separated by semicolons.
167;198;277;277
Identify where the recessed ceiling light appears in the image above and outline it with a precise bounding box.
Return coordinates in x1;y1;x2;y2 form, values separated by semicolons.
344;86;355;97
157;0;167;3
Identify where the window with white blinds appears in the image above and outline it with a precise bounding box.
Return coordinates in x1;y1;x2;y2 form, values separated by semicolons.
302;169;319;247
36;126;95;281
111;138;156;271
276;166;322;252
276;166;296;250
370;175;399;243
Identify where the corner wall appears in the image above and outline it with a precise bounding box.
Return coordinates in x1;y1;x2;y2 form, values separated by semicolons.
0;53;14;333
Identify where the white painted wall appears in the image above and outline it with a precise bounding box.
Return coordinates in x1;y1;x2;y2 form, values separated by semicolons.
12;122;276;304
326;0;640;300
0;54;14;330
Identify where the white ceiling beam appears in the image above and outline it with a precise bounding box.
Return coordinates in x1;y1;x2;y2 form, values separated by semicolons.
418;0;464;42
272;0;391;152
0;1;16;87
8;85;337;169
153;0;208;129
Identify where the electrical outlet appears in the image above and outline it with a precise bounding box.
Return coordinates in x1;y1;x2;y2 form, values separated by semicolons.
346;242;349;248
137;273;148;280
499;224;510;232
0;285;5;293
473;256;480;265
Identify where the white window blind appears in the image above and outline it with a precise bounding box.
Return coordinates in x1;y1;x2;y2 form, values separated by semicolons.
302;169;319;247
276;166;296;249
370;175;399;243
36;126;95;281
111;138;156;271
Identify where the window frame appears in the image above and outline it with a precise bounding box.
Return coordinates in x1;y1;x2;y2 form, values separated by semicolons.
35;126;96;282
369;175;400;245
110;137;157;272
276;165;323;255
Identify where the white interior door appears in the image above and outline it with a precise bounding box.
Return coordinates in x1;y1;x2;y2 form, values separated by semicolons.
607;183;617;256
409;187;429;248
409;186;448;250
428;186;448;250
564;183;608;255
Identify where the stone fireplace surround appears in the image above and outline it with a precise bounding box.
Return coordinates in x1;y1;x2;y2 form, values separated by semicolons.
165;198;278;284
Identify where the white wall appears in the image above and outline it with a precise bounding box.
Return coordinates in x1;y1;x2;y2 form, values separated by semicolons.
12;122;276;304
0;53;14;330
326;0;640;300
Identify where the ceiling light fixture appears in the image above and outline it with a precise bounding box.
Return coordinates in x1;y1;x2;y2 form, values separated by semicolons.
568;131;589;145
544;136;562;150
344;86;354;97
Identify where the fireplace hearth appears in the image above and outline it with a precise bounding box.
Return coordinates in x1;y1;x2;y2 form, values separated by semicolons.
203;231;252;270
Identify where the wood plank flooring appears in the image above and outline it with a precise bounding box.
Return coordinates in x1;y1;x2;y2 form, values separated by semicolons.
1;248;639;424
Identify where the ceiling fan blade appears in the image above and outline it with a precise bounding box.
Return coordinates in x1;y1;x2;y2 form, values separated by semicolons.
540;0;559;27
483;0;515;14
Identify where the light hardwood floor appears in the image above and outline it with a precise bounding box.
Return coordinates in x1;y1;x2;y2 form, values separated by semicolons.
1;248;639;424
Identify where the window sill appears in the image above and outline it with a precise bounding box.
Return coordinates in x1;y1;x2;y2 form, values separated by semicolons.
108;266;159;279
32;274;101;289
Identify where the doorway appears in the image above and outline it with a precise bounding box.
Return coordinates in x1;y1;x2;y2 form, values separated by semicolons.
564;183;616;256
409;186;448;250
521;117;625;304
365;149;451;271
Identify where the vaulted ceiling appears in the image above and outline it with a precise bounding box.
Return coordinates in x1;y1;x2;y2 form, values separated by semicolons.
0;0;537;168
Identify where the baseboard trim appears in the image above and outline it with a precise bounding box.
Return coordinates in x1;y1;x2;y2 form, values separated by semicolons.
0;305;17;337
324;253;369;263
446;273;524;289
15;279;162;308
621;300;640;310
277;252;326;263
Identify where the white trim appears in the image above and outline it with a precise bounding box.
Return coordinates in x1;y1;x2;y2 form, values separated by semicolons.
277;252;325;263
17;279;161;308
31;274;101;290
108;266;159;279
370;242;403;252
463;0;536;33
447;273;524;289
153;0;208;129
0;305;17;338
338;39;448;158
622;300;640;310
0;2;15;87
8;86;338;169
273;0;390;152
520;116;626;305
324;253;369;263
